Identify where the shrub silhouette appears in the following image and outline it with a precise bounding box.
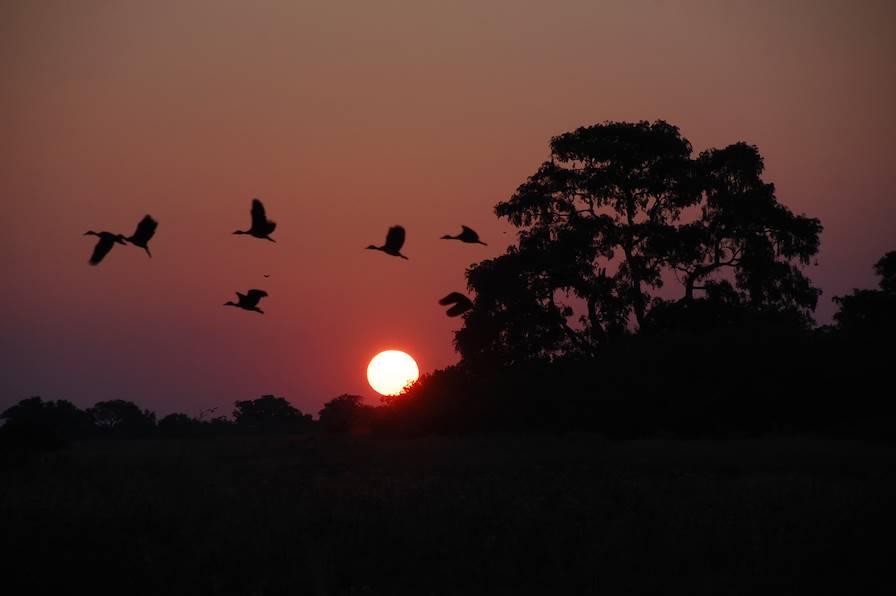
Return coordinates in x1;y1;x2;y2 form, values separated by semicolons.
318;394;372;434
0;396;93;448
833;250;896;338
232;395;313;434
88;399;157;438
158;412;200;437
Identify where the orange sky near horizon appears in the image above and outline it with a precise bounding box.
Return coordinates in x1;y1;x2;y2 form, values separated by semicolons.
2;0;894;416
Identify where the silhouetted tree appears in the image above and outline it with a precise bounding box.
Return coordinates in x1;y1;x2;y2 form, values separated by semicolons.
0;397;93;448
667;143;821;323
377;367;483;435
496;121;697;331
456;121;821;363
232;395;313;434
158;412;199;437
318;394;372;434
876;251;896;293
88;399;157;438
454;248;577;366
833;250;896;337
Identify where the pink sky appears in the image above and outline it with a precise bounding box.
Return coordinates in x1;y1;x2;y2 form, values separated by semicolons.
2;0;894;416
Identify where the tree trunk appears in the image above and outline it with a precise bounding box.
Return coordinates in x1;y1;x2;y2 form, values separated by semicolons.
586;296;606;343
684;275;696;301
623;198;646;328
622;243;646;328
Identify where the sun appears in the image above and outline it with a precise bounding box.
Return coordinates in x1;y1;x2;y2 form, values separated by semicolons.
367;350;419;396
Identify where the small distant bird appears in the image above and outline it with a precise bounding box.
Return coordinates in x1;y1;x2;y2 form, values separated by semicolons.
263;274;271;278
439;292;474;317
125;215;158;258
441;225;487;245
224;289;269;314
367;225;408;259
84;230;127;265
234;198;276;242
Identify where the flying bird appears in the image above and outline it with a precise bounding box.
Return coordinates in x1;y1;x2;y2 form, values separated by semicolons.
224;289;269;314
84;230;127;266
234;198;276;242
441;225;487;245
125;215;158;257
367;225;408;259
439;292;474;317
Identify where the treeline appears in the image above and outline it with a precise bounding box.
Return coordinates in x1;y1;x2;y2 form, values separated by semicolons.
380;250;895;438
0;394;375;449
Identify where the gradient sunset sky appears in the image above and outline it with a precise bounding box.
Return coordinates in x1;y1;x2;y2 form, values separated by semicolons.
3;0;894;416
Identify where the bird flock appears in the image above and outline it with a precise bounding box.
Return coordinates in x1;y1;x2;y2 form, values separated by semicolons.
85;198;484;317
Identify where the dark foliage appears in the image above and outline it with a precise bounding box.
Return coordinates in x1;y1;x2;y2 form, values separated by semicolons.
379;333;892;439
0;397;94;448
318;394;373;434
89;399;157;438
232;394;313;434
379;249;894;439
1;395;316;448
833;250;896;338
158;412;201;437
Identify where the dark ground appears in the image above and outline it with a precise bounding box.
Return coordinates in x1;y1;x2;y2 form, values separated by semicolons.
2;435;894;595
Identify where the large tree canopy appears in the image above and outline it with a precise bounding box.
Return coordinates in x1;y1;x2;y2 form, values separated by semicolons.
456;120;822;364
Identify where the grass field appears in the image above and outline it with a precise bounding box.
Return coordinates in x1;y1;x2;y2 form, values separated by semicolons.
2;435;894;594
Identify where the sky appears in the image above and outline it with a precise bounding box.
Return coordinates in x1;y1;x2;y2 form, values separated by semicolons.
2;0;894;417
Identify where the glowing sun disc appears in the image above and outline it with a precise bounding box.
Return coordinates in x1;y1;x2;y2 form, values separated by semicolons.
367;350;419;396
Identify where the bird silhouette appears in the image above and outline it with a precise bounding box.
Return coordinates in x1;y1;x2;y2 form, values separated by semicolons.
233;198;276;242
367;225;408;259
439;292;474;317
441;225;487;245
84;230;127;265
224;289;269;314
125;215;158;258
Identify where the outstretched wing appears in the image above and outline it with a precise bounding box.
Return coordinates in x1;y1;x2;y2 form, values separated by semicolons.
244;289;268;306
439;292;473;317
439;292;467;306
385;225;405;251
129;215;158;244
446;303;471;317
89;236;116;265
461;225;485;244
251;199;276;234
